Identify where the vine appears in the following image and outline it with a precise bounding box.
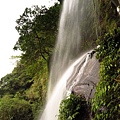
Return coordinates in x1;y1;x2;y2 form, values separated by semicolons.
92;27;120;120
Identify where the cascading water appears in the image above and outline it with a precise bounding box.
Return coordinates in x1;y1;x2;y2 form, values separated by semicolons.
40;0;99;120
49;0;98;94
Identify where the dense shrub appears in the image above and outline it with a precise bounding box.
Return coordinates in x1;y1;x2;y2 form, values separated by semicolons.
58;94;90;120
0;95;33;120
92;28;120;120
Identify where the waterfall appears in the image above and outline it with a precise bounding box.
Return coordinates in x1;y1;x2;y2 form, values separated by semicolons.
39;0;99;120
49;0;98;94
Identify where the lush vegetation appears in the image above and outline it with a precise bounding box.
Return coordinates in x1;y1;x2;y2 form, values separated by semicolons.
58;94;90;120
0;95;33;120
92;28;120;120
91;1;120;119
58;1;120;120
0;1;61;119
0;0;120;120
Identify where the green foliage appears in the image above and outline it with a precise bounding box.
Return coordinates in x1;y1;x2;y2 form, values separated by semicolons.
98;0;120;34
25;57;48;118
0;2;61;119
14;3;61;62
0;62;33;97
0;56;49;119
92;27;120;120
58;94;90;120
96;28;120;61
0;95;33;120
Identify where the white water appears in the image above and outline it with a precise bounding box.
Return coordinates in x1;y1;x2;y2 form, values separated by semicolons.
49;0;97;94
39;0;98;120
40;51;92;120
67;53;91;95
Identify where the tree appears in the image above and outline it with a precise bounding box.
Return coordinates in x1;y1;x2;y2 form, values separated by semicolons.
0;95;33;120
14;3;61;63
0;62;33;97
0;3;62;119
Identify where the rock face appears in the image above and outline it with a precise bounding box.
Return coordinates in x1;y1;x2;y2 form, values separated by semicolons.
66;51;100;100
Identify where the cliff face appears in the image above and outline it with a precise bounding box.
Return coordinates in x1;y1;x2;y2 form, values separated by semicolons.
91;1;120;120
66;51;99;100
59;1;120;120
